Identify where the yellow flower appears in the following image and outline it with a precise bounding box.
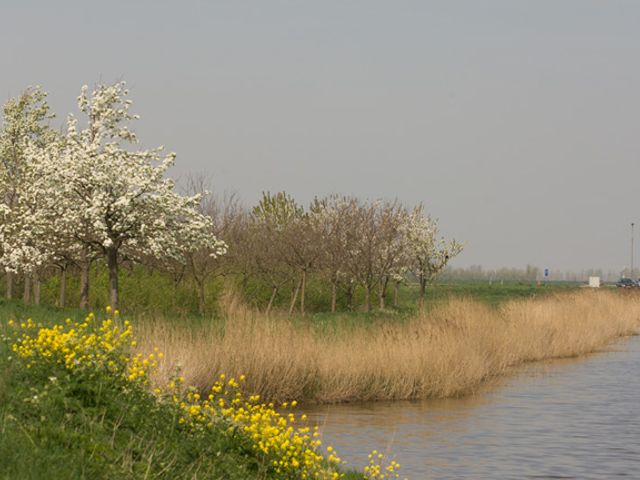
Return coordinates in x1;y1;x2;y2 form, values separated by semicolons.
10;314;358;480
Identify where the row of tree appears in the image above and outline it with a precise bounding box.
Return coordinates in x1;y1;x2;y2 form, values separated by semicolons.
0;82;462;314
183;190;463;314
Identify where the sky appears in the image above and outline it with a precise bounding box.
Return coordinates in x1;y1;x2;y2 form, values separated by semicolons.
1;0;640;273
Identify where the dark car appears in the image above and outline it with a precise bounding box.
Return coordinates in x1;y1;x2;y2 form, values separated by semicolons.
615;278;637;288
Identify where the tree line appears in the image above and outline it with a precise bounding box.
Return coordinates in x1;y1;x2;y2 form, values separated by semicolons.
0;83;462;314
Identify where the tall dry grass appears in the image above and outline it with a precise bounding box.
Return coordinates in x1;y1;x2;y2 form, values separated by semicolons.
136;289;640;404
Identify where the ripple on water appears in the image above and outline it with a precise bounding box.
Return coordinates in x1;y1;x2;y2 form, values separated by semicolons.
305;336;640;479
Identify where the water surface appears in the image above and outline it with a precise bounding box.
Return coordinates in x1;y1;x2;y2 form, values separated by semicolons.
305;336;640;479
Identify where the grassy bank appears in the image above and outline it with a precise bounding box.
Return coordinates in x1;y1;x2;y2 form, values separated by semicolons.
0;312;397;480
0;289;635;479
138;290;640;404
3;260;578;317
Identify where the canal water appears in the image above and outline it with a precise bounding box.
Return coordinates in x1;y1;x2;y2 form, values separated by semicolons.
305;335;640;479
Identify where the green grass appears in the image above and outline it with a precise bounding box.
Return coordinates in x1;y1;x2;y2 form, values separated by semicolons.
0;324;258;479
2;262;583;319
0;305;366;480
0;280;582;336
419;281;581;306
301;282;580;333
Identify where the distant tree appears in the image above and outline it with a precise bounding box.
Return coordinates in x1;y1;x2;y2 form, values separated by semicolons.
286;209;325;316
311;196;362;311
251;191;301;314
334;198;382;312
182;175;241;314
315;196;408;312
310;195;353;312
404;205;463;300
372;200;407;310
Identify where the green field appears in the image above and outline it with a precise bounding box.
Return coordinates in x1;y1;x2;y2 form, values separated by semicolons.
416;281;582;306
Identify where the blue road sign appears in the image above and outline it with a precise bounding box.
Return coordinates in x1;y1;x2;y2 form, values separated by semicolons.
544;268;549;278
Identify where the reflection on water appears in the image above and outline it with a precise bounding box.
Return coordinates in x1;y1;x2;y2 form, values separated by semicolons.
304;337;640;479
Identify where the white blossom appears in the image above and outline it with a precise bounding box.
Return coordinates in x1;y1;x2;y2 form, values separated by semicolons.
2;81;226;307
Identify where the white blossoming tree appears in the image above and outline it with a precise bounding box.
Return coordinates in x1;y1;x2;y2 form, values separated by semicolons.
7;136;87;307
0;86;55;301
404;205;463;301
25;81;226;310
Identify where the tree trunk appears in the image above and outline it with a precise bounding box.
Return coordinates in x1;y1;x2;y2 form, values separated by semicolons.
23;275;31;303
393;281;400;307
59;267;67;308
33;272;41;305
378;276;390;310
6;272;13;299
300;269;307;316
364;285;371;313
346;284;354;311
80;261;90;309
196;279;206;315
288;278;301;316
266;286;278;315
107;247;119;311
330;280;337;313
419;274;427;308
381;275;389;303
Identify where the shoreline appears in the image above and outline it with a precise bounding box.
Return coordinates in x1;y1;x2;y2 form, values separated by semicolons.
139;290;640;405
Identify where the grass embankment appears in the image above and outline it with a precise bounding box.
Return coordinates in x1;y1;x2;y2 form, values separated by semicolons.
7;262;576;317
0;311;395;480
138;290;640;404
0;287;631;479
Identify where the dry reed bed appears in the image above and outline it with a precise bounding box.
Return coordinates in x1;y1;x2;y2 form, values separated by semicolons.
137;290;640;404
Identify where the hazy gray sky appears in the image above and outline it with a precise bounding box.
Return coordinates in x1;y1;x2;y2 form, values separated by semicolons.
2;0;640;272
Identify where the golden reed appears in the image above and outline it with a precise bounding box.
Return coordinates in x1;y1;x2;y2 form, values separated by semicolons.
137;290;640;404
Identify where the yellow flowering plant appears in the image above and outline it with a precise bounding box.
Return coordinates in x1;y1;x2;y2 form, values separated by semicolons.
3;311;378;480
8;311;157;385
162;373;345;479
364;450;402;480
